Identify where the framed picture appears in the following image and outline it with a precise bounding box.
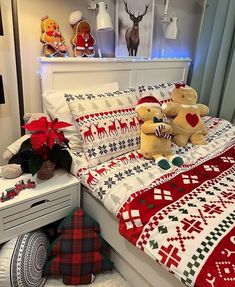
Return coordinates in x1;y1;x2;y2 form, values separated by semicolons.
0;4;3;36
115;0;154;58
0;75;5;104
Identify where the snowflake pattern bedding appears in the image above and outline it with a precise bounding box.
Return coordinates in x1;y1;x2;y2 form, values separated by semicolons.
73;117;235;287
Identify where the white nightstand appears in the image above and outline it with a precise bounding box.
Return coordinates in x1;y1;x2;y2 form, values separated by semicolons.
0;170;80;244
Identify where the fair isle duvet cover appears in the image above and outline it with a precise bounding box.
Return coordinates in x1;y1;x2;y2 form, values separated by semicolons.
75;117;235;287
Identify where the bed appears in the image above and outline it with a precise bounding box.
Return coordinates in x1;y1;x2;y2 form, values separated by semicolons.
39;57;235;287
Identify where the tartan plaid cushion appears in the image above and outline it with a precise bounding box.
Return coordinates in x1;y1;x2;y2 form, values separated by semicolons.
44;208;114;285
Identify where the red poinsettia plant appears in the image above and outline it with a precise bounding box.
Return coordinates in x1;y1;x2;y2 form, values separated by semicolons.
22;117;73;175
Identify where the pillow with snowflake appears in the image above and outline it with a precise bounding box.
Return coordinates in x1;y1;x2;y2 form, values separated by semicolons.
68;90;140;166
66;88;139;158
138;81;185;105
73;106;141;166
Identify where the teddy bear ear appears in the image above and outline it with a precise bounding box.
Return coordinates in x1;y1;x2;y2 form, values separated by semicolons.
175;83;186;89
23;113;32;124
23;113;47;124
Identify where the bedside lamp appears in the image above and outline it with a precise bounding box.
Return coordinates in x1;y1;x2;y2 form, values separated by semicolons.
96;1;113;31
165;12;178;40
87;0;113;57
161;0;178;56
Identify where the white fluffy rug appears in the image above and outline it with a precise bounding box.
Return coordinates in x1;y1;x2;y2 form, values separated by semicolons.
45;270;131;287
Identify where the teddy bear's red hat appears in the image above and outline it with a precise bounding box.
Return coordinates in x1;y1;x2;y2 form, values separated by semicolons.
135;96;161;111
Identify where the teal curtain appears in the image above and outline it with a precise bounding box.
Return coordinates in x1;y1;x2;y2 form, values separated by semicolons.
190;0;235;122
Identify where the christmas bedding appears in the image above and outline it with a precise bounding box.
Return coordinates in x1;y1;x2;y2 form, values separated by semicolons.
72;116;235;287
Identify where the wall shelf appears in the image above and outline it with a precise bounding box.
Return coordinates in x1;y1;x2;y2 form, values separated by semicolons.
39;56;191;64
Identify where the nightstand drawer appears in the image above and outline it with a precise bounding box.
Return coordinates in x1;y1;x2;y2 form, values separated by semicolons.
0;185;78;243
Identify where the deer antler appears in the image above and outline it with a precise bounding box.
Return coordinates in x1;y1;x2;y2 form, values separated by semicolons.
124;1;135;17
139;4;149;18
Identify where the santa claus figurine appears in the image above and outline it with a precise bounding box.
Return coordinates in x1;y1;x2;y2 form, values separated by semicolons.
69;11;95;57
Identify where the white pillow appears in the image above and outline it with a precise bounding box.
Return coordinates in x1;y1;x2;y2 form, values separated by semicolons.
42;82;119;152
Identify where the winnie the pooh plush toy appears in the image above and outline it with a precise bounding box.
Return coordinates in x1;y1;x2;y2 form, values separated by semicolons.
40;16;69;57
162;83;209;147
136;96;183;170
69;11;95;57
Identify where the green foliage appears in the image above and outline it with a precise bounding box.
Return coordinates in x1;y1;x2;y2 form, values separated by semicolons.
20;138;32;152
26;142;72;175
28;154;43;175
48;144;72;172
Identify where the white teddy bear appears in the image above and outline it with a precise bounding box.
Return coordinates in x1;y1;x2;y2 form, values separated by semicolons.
1;113;45;179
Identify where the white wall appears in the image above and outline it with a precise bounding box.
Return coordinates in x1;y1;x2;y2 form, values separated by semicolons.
152;0;205;59
0;0;21;165
17;0;115;114
17;0;205;115
0;0;205;165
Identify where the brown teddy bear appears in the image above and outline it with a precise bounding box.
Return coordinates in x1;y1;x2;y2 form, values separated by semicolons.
136;96;183;170
40;16;69;57
69;11;95;57
162;83;209;147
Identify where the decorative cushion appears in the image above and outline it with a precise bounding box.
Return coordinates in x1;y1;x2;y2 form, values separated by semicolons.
138;81;184;105
44;208;114;285
66;89;141;166
42;82;119;152
0;230;49;287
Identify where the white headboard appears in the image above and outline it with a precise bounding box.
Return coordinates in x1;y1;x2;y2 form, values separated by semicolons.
39;57;191;92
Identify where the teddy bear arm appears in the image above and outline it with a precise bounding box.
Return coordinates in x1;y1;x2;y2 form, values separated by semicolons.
141;122;158;134
71;34;76;45
197;104;209;117
40;34;46;43
201;125;208;135
41;33;53;44
3;134;30;161
162;102;181;116
2;150;14;161
161;123;172;134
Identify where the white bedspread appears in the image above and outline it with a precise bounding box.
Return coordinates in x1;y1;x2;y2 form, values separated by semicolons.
70;116;235;287
72;117;234;216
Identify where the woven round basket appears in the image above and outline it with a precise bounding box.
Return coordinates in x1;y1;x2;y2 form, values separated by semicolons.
37;160;55;180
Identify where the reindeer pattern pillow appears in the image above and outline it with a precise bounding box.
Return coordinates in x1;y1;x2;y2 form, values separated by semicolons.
66;89;141;166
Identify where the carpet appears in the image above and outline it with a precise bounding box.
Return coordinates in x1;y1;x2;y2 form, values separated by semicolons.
45;270;132;287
